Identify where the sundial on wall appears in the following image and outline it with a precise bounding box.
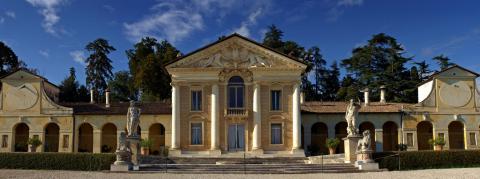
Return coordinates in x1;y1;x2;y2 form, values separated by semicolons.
5;83;39;110
439;80;472;107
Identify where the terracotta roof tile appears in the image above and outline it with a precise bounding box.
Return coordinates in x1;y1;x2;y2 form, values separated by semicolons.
61;102;171;115
301;101;406;113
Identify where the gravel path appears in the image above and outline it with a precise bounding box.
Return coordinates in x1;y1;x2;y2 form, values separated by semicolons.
0;168;479;179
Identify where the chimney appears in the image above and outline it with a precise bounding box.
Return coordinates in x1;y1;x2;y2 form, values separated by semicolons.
90;89;95;104
361;88;370;106
380;85;386;104
105;89;110;108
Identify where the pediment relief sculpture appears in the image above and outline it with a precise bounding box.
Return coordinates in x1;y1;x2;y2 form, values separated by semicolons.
189;46;274;69
5;83;39;110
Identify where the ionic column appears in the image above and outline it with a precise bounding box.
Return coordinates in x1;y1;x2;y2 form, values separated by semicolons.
292;82;301;150
171;84;180;149
211;84;219;150
252;83;261;150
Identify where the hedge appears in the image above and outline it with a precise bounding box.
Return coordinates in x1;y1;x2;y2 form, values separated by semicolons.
0;153;115;171
373;150;480;171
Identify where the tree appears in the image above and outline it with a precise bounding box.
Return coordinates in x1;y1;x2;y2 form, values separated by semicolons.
433;54;454;70
127;37;179;101
262;24;284;51
59;67;79;102
108;71;136;102
341;33;416;103
336;75;359;101
85;38;115;102
323;61;340;101
0;41;20;76
413;60;432;81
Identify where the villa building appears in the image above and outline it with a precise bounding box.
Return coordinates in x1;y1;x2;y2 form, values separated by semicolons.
0;34;479;157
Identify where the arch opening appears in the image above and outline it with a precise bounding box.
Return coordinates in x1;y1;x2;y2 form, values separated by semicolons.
78;123;93;153
14;123;29;152
383;121;398;151
148;123;166;155
44;123;59;152
310;122;328;155
417;121;433;150
101;123;117;153
335;122;348;153
448;121;464;150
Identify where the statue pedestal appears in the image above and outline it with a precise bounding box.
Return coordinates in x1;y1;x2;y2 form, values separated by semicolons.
355;149;379;170
110;149;133;171
126;136;140;169
343;135;361;163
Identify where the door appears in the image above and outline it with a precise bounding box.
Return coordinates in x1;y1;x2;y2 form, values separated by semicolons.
228;124;245;151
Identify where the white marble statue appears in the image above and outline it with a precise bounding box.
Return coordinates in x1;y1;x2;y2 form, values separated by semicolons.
345;99;361;136
126;101;141;137
357;130;371;152
114;132;131;165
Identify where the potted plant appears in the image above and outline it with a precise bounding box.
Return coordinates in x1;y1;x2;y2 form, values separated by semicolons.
326;138;340;155
27;137;42;152
140;139;153;155
429;137;445;151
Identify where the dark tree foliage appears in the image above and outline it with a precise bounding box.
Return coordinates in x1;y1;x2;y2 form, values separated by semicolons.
262;24;284;52
336;75;360;101
323;61;340;101
127;37;179;101
0;41;20;76
341;33;417;103
413;60;432;81
433;54;455;70
85;38;115;102
108;71;136;102
59;67;89;102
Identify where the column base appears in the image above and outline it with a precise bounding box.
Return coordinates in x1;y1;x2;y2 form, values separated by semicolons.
251;148;264;155
290;148;305;157
209;149;222;156
169;149;182;157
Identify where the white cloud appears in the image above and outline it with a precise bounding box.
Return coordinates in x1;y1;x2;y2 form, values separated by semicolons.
5;11;15;18
232;8;263;37
26;0;65;36
421;28;480;56
327;0;365;22
70;50;86;65
337;0;364;6
123;0;270;43
39;50;49;58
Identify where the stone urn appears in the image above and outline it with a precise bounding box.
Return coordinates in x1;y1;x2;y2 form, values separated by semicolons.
141;147;150;156
328;147;336;155
434;145;444;151
29;145;38;153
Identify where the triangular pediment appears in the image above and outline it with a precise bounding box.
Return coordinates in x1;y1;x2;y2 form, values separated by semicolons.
166;34;307;70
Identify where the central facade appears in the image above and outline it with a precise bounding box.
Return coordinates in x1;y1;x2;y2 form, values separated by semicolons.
166;34;307;156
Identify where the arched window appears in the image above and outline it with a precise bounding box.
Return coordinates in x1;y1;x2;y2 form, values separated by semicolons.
228;76;244;109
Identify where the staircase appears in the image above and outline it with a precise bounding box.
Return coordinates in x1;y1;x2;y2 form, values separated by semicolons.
307;154;345;164
138;156;362;174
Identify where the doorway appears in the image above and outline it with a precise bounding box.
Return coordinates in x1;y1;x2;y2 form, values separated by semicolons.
228;124;245;151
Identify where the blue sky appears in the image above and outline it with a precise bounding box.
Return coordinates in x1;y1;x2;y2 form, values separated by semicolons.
1;0;479;85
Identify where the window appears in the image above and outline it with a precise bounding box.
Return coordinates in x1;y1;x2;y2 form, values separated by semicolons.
406;133;414;147
271;90;282;111
271;123;282;144
470;133;477;145
228;76;244;109
191;123;203;145
1;135;7;148
62;135;69;148
191;90;202;111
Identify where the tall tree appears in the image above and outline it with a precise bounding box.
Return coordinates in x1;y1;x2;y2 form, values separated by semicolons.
59;67;79;102
336;75;359;101
108;71;136;102
433;54;454;70
262;24;284;51
127;37;179;101
341;33;416;102
0;41;20;76
85;38;115;102
413;60;432;81
323;61;340;101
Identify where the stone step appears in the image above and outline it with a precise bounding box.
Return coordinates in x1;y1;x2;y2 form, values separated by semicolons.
140;156;309;164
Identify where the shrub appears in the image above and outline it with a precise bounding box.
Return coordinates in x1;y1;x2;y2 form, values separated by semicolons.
0;153;115;171
140;139;153;148
374;150;480;171
27;137;42;147
428;137;446;146
326;138;340;148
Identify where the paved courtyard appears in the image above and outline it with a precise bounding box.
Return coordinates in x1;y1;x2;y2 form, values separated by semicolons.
0;168;478;179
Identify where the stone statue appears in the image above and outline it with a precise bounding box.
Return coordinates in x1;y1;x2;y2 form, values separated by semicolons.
345;99;361;136
357;130;371;152
113;132;132;166
126;100;141;137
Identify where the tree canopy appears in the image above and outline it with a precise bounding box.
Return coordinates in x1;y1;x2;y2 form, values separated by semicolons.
0;41;20;76
85;38;115;102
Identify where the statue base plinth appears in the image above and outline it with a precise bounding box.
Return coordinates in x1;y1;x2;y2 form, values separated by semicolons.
354;149;378;170
126;136;140;165
343;135;362;163
110;164;132;172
